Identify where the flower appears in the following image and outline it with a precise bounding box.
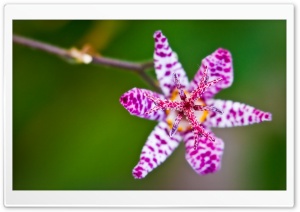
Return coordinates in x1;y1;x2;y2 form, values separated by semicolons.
120;30;272;179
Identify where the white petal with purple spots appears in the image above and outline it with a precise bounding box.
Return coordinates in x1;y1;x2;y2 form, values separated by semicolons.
132;121;182;179
205;99;272;128
120;88;166;121
183;129;224;175
189;48;233;100
153;30;189;97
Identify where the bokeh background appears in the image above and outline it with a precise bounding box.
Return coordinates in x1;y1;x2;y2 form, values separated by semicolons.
13;20;286;190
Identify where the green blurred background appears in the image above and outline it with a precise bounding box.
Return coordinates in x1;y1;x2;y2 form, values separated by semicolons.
13;20;286;190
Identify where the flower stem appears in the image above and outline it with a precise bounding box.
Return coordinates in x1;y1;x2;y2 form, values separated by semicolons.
13;34;162;93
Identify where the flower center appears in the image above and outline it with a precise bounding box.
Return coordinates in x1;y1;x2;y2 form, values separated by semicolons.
166;90;208;132
183;101;192;109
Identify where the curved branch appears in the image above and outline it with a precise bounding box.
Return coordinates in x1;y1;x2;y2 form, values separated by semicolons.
13;34;161;93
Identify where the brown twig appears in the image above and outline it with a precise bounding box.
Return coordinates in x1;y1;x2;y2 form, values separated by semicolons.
13;34;161;93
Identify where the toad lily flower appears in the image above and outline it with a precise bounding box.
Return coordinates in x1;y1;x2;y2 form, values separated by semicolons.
120;30;272;179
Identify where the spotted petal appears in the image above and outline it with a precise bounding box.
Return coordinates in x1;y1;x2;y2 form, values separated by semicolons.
132;121;182;179
189;48;233;100
183;129;224;175
153;30;189;97
205;99;272;128
120;88;166;121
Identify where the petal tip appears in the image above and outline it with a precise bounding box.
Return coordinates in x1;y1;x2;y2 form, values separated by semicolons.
263;112;272;121
154;30;162;38
216;48;230;54
119;88;139;105
119;93;127;106
132;169;147;179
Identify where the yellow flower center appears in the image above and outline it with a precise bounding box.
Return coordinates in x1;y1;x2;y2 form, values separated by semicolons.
166;90;208;132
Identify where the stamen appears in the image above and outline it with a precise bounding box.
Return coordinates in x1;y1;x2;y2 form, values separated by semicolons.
189;66;221;101
144;93;160;103
173;73;187;100
193;105;223;114
201;66;209;85
204;78;222;90
145;105;161;114
204;74;209;84
194;132;215;150
170;112;183;137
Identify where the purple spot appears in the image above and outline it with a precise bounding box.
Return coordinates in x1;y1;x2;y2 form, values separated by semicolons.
205;151;211;156
209;62;215;67
155;134;168;145
238;110;244;116
121;96;127;104
265;114;269;119
224;68;231;72
144;157;150;162
241;118;244;124
157;44;163;49
207;142;215;150
161;37;166;42
224;58;230;63
156;32;161;38
211;73;222;77
133;171;142;178
156;64;162;70
161;140;167;145
215;54;222;60
198;162;205;170
163;83;172;88
185;136;194;142
210;154;217;160
129;93;134;100
190;150;198;156
229;108;236;117
153;158;158;163
135;166;144;171
166;63;172;68
163;128;170;137
156;51;166;57
148;146;154;152
248;116;253;122
217;49;223;54
210;112;217;118
165;71;171;76
216;66;222;71
158;149;163;154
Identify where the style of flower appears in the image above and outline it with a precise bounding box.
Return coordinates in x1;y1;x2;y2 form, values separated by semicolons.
120;30;272;179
